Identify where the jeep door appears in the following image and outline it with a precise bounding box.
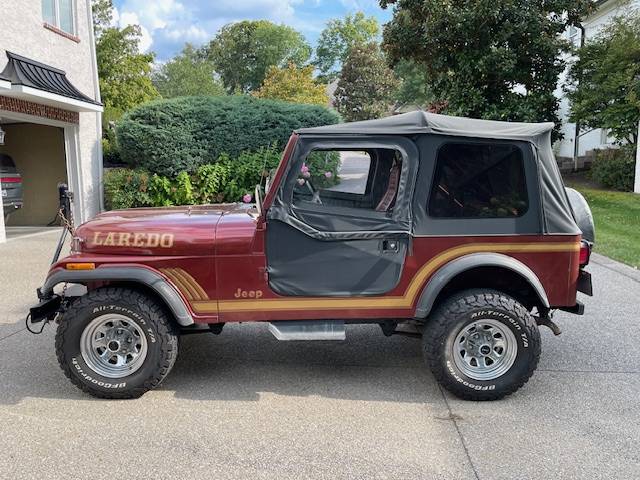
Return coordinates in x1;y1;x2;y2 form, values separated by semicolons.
265;136;418;297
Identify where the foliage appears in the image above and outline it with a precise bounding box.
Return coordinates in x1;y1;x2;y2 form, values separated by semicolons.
254;64;328;106
566;14;640;146
104;148;284;208
206;20;311;93
334;43;399;122
300;151;341;188
315;12;380;80
116;95;340;177
380;0;593;138
152;44;225;98
91;0;113;37
568;185;640;267
93;0;159;123
590;147;637;192
392;59;433;108
103;168;152;210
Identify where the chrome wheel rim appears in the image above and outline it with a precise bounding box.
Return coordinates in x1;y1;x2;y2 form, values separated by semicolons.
80;314;148;379
452;319;518;381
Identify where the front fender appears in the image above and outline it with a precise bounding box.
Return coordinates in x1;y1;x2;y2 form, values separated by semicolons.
40;266;194;326
414;252;550;318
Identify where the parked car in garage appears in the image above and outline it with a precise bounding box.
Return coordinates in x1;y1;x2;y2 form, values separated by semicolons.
0;153;23;221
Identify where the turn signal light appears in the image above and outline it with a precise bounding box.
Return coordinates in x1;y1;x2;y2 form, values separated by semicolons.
579;241;591;266
65;263;95;270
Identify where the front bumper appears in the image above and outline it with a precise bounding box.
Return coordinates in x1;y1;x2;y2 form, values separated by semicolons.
29;295;62;324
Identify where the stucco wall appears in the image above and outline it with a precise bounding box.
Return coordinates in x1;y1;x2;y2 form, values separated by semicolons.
0;123;67;225
0;0;101;223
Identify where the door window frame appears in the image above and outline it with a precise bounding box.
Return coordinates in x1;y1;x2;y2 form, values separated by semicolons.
269;135;419;239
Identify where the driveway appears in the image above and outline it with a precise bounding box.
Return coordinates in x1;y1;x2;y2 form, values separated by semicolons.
1;231;639;480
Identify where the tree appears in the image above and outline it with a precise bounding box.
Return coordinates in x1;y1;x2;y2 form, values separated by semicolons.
380;0;593;136
152;44;225;98
254;64;328;106
315;12;380;80
334;43;399;122
566;14;640;146
206;21;311;93
93;1;159;123
393;59;433;108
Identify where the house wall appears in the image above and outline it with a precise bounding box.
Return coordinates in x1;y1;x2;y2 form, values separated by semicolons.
0;0;101;224
556;0;640;159
0;124;67;225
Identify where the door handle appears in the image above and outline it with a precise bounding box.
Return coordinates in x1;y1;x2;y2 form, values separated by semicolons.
381;239;399;253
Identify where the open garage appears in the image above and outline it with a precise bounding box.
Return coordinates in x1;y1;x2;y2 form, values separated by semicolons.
0;121;67;226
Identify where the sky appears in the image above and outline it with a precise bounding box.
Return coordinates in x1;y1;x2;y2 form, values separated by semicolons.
111;0;394;61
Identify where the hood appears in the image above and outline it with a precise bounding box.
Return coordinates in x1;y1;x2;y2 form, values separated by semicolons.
75;204;254;256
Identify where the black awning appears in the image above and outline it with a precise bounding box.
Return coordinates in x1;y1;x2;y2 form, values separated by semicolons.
0;51;101;106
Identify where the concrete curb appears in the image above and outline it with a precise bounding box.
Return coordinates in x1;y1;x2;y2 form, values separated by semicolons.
591;252;640;284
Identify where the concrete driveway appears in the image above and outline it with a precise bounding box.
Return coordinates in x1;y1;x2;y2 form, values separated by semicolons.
1;231;639;480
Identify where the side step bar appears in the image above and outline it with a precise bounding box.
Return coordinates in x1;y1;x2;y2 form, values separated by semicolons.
268;320;345;341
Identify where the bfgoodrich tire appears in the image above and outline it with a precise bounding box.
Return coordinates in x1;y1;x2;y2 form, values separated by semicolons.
55;287;179;399
423;289;541;401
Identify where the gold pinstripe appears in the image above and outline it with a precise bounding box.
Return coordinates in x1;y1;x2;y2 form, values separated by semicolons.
160;268;209;301
191;241;579;314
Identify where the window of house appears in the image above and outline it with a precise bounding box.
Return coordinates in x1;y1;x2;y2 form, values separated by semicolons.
429;143;528;218
292;148;403;212
42;0;76;35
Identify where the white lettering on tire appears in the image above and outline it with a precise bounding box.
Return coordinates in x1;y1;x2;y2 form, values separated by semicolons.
71;357;127;389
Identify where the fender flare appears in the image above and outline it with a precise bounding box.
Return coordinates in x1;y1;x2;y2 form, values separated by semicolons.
41;267;194;326
414;252;550;318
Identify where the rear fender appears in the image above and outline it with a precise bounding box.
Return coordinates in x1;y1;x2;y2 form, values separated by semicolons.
40;267;194;326
414;253;550;318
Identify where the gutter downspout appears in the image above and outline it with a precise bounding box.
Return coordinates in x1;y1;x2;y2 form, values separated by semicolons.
86;0;104;212
573;23;586;172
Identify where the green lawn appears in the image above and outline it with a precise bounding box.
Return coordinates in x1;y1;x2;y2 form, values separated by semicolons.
567;185;640;268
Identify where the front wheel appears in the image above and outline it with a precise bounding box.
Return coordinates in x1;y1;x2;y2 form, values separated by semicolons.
423;289;541;401
55;287;179;399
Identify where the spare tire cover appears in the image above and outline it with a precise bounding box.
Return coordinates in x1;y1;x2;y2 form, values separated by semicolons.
565;187;595;243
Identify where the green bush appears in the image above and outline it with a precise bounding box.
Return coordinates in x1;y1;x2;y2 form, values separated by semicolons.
590;147;636;192
116;95;340;177
104;147;284;209
103;168;153;210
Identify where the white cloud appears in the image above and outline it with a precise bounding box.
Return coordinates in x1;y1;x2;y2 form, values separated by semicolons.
118;11;154;52
114;0;321;59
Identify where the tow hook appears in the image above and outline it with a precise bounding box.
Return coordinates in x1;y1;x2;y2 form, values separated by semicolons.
536;310;562;336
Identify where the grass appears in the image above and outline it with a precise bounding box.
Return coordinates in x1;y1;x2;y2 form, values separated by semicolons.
566;182;640;268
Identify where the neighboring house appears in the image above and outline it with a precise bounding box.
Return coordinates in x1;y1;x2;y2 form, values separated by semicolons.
556;0;640;168
0;0;102;242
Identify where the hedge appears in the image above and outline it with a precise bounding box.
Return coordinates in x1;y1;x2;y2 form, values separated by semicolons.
590;147;636;192
104;147;283;209
116;95;340;177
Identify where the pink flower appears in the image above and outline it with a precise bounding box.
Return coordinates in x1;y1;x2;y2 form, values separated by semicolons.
297;178;306;186
324;171;333;178
242;193;252;203
302;171;311;178
300;163;309;174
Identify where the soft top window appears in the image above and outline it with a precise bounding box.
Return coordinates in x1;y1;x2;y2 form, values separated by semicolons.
292;148;403;214
429;142;528;219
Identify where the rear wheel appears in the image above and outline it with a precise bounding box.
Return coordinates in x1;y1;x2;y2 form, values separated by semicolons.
423;289;541;401
55;287;179;399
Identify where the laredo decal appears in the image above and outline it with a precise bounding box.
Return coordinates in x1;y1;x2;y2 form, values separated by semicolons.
92;232;174;248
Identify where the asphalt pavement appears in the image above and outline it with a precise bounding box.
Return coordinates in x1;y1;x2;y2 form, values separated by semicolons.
0;230;639;480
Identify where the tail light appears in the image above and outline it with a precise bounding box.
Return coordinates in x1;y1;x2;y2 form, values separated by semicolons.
1;177;21;183
579;240;591;266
